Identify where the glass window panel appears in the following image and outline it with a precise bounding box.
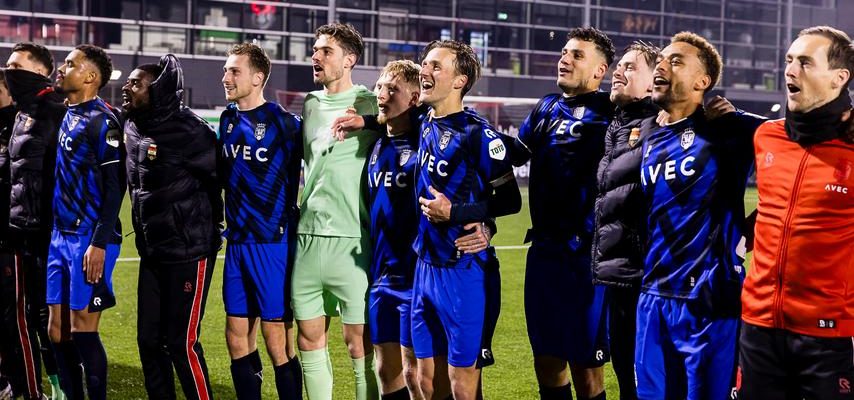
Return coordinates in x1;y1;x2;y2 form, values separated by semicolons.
599;0;661;12
601;11;661;36
1;0;30;11
245;33;283;59
530;53;558;77
495;0;527;23
664;16;720;40
287;8;328;34
91;0;141;19
532;4;582;28
530;29;566;52
144;27;187;54
413;18;450;43
286;0;328;5
377;7;409;42
376;42;421;68
723;67;778;91
33;0;81;13
458;0;495;21
493;26;525;49
0;15;31;43
485;49;524;76
287;35;315;62
664;0;721;17
193;28;240;56
31;18;79;47
196;1;242;28
725;23;780;47
338;12;373;39
90;20;140;51
244;3;284;31
725;1;779;23
145;1;187;23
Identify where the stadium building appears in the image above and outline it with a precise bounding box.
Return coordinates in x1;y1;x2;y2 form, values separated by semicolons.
0;0;849;122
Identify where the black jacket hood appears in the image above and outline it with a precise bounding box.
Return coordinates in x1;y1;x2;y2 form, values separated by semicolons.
133;54;184;129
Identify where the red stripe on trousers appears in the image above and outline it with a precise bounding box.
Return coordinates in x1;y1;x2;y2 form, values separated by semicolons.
186;258;210;400
14;252;39;397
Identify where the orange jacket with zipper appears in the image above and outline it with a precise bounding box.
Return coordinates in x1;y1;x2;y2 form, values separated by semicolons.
742;118;854;337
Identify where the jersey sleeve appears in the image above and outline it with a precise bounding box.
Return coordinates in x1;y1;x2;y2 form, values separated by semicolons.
91;113;125;248
473;125;516;188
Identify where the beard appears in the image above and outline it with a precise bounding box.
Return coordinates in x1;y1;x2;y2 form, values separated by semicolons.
377;112;388;125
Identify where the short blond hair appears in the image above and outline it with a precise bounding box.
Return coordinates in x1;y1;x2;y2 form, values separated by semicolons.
380;59;421;92
672;31;722;93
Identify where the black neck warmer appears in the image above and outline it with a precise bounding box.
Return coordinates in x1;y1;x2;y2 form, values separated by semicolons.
784;90;852;146
3;69;53;109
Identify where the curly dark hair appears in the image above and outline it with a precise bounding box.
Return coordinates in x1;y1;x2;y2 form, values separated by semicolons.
422;40;482;96
75;44;113;90
671;32;722;93
11;42;55;76
567;27;616;66
316;22;364;66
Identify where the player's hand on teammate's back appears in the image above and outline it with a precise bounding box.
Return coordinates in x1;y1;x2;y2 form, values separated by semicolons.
705;95;736;120
83;245;105;284
330;107;364;141
419;186;452;223
455;222;491;254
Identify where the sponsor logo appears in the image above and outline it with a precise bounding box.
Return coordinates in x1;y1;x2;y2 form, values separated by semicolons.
595;350;604;361
59;129;73;151
422;127;430;138
641;156;696;185
628;128;640;148
147;143;157;160
825;184;849;195
554;119;583;137
680;128;695;149
818;319;837;329
439;131;452;150
254;123;266;140
184;281;193;293
420;151;449;177
106;130;120;148
369;171;408;189
399;149;412;166
481;349;493;360
222;144;269;162
93;297;102;307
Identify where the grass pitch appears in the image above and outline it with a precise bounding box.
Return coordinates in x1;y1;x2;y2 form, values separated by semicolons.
90;188;758;399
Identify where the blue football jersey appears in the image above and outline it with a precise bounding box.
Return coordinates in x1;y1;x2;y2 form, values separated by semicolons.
640;109;764;301
53;98;122;237
367;130;419;286
218;102;302;243
414;108;515;265
516;91;613;246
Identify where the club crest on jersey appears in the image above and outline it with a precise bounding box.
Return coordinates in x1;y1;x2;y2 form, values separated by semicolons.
147;143;158;160
23;116;34;131
628;127;641;148
439;131;452;150
680;128;695;149
834;159;852;181
572;106;586;120
399;149;412;166
68;115;81;131
254;123;266;140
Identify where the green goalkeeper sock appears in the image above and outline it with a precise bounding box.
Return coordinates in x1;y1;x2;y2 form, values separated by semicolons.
302;348;333;399
352;352;379;400
48;374;66;400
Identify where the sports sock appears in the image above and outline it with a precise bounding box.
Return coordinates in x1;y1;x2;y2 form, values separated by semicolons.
301;348;333;399
581;391;606;400
230;351;262;400
352;353;379;400
71;332;107;400
248;350;262;374
52;341;84;400
48;374;66;400
381;386;410;400
274;358;303;400
539;383;573;400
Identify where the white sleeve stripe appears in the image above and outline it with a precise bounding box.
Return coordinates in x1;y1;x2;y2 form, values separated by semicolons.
100;160;120;166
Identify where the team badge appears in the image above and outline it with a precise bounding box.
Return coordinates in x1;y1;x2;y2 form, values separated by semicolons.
227;123;234;134
68;116;81;131
680;128;695;149
399;149;411;166
370;152;378;165
834;159;852;181
105;130;120;148
628;127;641;148
254;123;266;140
572;106;586;120
439;131;452;150
23;117;34;131
147;143;158;160
422;127;430;138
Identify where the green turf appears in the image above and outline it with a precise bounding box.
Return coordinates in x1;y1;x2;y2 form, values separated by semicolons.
91;187;758;399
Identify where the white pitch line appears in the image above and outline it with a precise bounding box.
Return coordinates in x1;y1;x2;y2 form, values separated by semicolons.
115;245;530;263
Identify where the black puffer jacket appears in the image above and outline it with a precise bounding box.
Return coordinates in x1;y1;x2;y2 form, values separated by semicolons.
125;54;223;263
591;97;659;287
4;69;66;245
0;105;16;244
